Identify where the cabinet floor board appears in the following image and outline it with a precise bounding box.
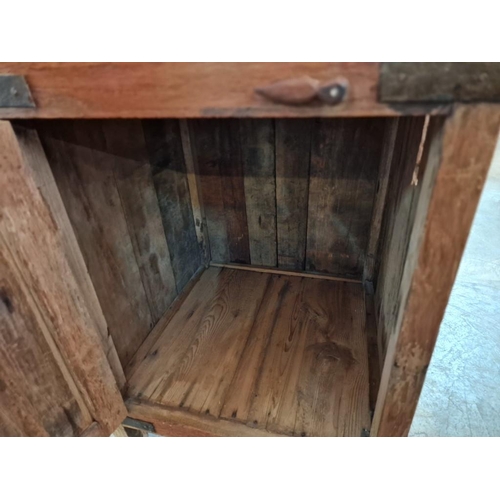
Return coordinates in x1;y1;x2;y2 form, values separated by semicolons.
127;266;371;436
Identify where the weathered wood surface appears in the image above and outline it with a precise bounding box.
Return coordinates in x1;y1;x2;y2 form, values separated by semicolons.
128;267;371;436
372;105;500;436
0;120;126;436
35;119;202;367
374;117;426;361
0;63;450;119
380;62;500;103
275;119;312;270
306;118;386;278
12;124;126;389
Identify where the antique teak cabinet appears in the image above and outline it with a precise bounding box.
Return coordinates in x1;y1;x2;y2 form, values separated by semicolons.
1;63;499;437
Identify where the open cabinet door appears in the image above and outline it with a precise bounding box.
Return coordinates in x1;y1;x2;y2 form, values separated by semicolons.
0;121;126;436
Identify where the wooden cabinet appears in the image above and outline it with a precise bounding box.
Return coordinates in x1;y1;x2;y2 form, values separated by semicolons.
1;63;499;436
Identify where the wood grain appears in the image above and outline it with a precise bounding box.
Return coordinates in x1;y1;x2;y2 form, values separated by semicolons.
143;119;202;291
374;117;426;360
372;105;500;436
12;124;126;389
128;267;371;436
41;135;153;366
275;119;313;270
306;118;386;278
240;119;277;266
0;120;126;435
0;63;448;119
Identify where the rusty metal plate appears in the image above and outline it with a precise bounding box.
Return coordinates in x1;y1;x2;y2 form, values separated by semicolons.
0;75;35;108
380;63;500;103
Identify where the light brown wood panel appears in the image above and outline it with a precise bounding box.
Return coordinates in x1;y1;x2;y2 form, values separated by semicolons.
275;119;313;270
128;267;371;436
41;136;153;366
0;120;126;435
0;63;447;119
306;118;386;278
12;124;126;389
373;105;500;436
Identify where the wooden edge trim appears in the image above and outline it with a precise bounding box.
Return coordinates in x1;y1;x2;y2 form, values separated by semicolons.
210;262;362;283
126;399;283;437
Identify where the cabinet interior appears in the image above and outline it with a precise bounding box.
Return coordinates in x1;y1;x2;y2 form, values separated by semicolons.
15;116;429;436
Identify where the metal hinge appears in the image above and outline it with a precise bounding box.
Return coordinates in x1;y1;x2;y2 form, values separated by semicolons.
122;416;156;434
0;75;36;108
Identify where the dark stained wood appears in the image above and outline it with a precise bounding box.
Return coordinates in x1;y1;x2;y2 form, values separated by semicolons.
143;119;202;291
12;124;126;389
128;266;370;436
40;134;153;366
374;117;426;360
191;119;251;264
307;118;386;278
363;118;399;282
239;119;277;267
380;63;500;103
114;157;178;324
275;119;313;270
0;63;449;119
0;120;126;435
372;105;500;437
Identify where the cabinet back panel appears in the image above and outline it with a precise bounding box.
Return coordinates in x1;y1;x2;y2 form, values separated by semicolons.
190;118;389;279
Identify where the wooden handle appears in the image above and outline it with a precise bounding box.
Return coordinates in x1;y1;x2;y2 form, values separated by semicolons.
255;76;348;106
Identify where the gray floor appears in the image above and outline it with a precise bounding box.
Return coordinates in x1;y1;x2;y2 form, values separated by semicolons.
410;137;500;437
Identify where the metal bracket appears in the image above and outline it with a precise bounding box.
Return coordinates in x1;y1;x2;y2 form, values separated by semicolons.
122;416;156;434
380;63;500;103
0;75;35;108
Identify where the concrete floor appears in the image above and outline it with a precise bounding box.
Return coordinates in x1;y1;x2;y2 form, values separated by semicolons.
410;136;500;437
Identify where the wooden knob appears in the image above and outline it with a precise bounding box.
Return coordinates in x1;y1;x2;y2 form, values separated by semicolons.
255;76;348;106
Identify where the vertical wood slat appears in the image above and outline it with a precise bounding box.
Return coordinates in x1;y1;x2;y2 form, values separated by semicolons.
373;117;426;361
372;105;500;437
12;124;126;389
40;131;153;366
306;118;386;279
143;120;202;291
276;119;313;270
0;120;126;435
240;119;277;267
191;119;252;264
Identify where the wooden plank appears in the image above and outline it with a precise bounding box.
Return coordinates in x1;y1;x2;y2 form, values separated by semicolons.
112;425;129;437
125;265;204;380
239;119;277;266
82;421;107;437
1;248;91;436
380;62;500;103
12;124;126;389
275;119;313;270
306;118;386;279
374;117;426;361
372;105;500;437
0;120;126;435
191;119;251;264
143;119;201;291
179;119;210;265
126;399;281;437
363;118;399;282
158;270;269;416
127;267;229;400
41;135;153;366
210;262;361;283
129;267;371;436
0;63;449;119
113;154;177;325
